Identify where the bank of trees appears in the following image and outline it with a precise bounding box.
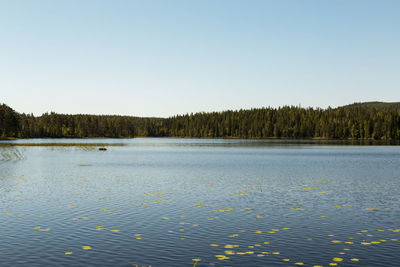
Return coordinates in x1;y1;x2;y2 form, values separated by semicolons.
1;103;399;140
161;106;400;140
0;104;20;138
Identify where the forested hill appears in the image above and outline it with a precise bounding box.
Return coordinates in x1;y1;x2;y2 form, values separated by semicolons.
342;102;400;109
1;102;400;140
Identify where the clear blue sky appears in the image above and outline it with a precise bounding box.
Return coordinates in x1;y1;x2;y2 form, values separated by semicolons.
1;0;399;117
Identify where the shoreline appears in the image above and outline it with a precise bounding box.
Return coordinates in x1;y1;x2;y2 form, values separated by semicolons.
1;137;399;146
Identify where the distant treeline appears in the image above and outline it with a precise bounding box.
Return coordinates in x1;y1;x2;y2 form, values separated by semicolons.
1;103;400;140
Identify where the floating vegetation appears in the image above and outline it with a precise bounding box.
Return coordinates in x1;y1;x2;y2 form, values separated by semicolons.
0;142;125;147
0;147;24;161
34;227;50;231
192;258;201;267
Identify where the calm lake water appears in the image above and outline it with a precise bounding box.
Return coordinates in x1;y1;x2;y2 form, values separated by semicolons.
1;138;399;267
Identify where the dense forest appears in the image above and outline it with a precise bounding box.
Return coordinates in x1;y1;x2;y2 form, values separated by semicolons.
1;102;400;140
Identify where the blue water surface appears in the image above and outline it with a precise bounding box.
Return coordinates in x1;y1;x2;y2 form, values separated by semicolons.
0;138;399;266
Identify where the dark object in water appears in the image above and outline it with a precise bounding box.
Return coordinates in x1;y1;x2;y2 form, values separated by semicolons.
99;147;107;151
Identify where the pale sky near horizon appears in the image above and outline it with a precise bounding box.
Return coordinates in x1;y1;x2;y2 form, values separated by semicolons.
1;0;399;117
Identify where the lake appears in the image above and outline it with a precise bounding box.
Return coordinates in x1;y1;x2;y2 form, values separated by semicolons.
0;138;399;266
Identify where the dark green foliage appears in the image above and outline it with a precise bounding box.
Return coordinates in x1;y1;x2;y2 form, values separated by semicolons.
160;106;400;140
0;103;399;140
0;104;20;138
17;112;140;138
